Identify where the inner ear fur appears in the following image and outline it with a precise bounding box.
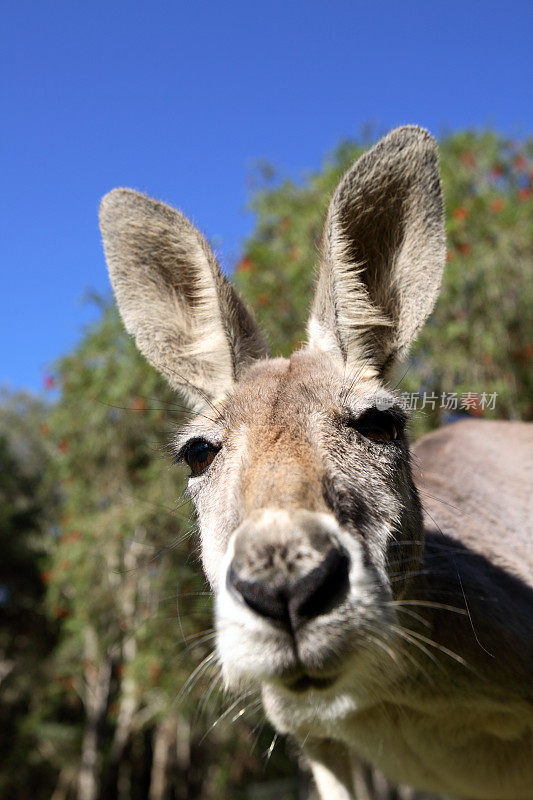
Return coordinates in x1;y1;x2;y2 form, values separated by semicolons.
308;126;446;380
100;188;269;410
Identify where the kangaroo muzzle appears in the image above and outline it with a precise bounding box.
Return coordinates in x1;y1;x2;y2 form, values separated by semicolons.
226;508;351;632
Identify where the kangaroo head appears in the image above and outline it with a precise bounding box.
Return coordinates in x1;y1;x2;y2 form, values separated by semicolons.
100;126;445;728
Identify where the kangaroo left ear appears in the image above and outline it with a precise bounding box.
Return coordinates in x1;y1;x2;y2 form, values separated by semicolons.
308;126;446;380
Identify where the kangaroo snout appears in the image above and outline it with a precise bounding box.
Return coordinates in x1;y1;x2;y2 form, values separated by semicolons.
226;509;351;631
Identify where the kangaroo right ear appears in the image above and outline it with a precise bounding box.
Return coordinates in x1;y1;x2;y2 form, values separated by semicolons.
100;189;269;411
308;126;446;380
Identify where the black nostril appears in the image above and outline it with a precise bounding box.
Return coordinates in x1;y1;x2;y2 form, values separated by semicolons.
227;567;291;628
227;546;350;631
290;546;350;627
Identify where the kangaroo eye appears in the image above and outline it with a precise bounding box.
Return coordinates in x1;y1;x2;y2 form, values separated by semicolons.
349;409;404;444
181;439;219;477
360;424;397;442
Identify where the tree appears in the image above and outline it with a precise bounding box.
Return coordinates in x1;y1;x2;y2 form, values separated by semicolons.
0;393;58;800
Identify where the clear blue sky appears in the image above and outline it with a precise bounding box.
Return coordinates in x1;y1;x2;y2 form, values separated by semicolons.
2;0;532;392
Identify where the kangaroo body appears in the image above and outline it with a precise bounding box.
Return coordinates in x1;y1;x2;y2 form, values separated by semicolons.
100;127;533;799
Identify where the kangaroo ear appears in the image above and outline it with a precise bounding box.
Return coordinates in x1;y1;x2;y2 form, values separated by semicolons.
308;126;445;380
100;189;269;410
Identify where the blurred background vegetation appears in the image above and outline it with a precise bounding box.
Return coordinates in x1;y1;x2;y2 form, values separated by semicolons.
1;130;531;800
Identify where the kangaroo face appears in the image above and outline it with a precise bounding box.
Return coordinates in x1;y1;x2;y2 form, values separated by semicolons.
174;349;423;705
100;124;444;729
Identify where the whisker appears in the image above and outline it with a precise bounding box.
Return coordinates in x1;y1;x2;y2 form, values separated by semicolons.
264;733;278;766
162;365;221;416
176;651;218;702
420;504;493;661
385;604;432;628
388;362;414;392
395;624;470;668
183;632;217;656
387;600;468;616
389;624;443;670
418;488;473;518
199;691;257;743
232;698;262;723
196;670;225;722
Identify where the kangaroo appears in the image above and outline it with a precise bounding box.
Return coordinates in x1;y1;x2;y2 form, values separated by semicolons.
100;126;533;800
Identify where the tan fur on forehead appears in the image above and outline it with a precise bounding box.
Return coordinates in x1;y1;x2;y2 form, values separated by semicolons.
241;427;325;513
220;355;326;513
220;350;391;514
227;350;389;420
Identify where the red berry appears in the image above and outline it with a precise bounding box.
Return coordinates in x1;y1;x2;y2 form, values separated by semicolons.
453;206;469;221
236;257;253;274
490;198;505;213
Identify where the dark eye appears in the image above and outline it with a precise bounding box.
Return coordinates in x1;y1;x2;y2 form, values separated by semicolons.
350;409;404;444
180;439;219;477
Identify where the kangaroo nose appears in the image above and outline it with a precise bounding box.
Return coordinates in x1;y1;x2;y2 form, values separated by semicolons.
228;546;350;631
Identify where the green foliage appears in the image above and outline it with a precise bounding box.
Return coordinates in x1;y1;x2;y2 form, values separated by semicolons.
0;394;58;799
413;132;533;429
